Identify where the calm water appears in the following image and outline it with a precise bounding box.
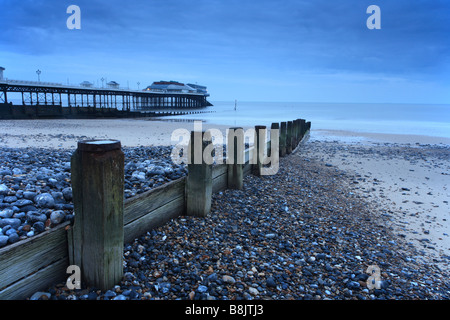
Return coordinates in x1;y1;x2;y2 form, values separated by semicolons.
163;101;450;139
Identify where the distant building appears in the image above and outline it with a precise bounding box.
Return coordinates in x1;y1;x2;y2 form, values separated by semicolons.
0;67;5;81
187;83;209;96
80;81;93;88
144;81;196;94
107;81;120;89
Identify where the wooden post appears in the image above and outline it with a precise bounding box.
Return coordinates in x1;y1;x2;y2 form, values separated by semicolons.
286;121;293;154
69;139;124;291
227;127;244;190
252;125;266;176
279;121;287;157
300;119;306;137
186;131;213;217
293;119;299;147
269;122;279;158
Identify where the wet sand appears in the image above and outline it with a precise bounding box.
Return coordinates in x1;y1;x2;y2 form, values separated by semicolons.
305;130;450;273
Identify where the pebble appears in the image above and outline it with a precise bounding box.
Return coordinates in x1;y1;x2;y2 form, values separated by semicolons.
222;275;236;284
0;146;187;247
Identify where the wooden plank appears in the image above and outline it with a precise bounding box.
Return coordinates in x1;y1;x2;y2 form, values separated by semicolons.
0;221;70;291
0;257;68;300
212;164;227;179
123;177;186;225
123;196;185;244
212;172;228;194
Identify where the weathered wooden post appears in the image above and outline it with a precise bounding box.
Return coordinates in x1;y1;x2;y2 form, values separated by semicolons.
69;139;124;291
286;121;293;154
293;119;299;147
252;125;266;176
306;121;311;132
186;130;213;217
269;122;279;157
227;127;244;190
279;121;287;157
300;119;306;138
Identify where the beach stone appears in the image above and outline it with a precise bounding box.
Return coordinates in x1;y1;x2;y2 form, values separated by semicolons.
0;209;14;218
51;192;65;204
104;290;117;300
266;277;277;288
50;210;65;225
0;218;21;229
0;184;10;196
12;199;34;208
197;285;208;293
0;235;8;247
34;193;55;208
30;292;51;300
32;221;45;233
27;211;48;224
248;287;259;296
0;169;12;176
8;232;19;244
23;191;37;201
3;196;17;203
62;187;73;201
222;275;236;284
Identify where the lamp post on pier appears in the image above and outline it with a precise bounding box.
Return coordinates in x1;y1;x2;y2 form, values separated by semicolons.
36;69;41;82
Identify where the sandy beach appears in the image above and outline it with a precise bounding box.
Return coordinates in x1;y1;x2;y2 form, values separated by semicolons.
1;118;449;297
0;118;250;149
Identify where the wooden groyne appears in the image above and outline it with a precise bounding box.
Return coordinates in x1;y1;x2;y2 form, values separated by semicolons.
0;118;311;299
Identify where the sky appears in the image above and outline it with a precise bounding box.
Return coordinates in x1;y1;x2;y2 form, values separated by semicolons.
0;0;449;103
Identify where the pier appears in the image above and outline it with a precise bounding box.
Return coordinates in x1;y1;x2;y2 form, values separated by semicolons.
0;79;212;119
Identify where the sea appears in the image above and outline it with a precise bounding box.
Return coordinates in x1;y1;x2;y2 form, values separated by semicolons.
162;101;450;140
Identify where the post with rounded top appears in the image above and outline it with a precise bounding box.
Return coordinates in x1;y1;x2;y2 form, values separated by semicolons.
69;139;124;291
227;127;244;190
252;125;266;176
186;131;213;217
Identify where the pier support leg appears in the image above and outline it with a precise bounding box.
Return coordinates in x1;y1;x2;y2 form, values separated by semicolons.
69;139;124;291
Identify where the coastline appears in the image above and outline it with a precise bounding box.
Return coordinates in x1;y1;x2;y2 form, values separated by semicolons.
1;118;449;299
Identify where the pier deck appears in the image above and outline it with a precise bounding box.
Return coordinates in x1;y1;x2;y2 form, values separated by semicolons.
0;80;212;119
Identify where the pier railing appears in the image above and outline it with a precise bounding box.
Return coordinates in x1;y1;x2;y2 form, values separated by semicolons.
0;119;311;299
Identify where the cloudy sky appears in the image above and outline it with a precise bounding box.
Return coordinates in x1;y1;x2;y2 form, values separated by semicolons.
0;0;449;103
